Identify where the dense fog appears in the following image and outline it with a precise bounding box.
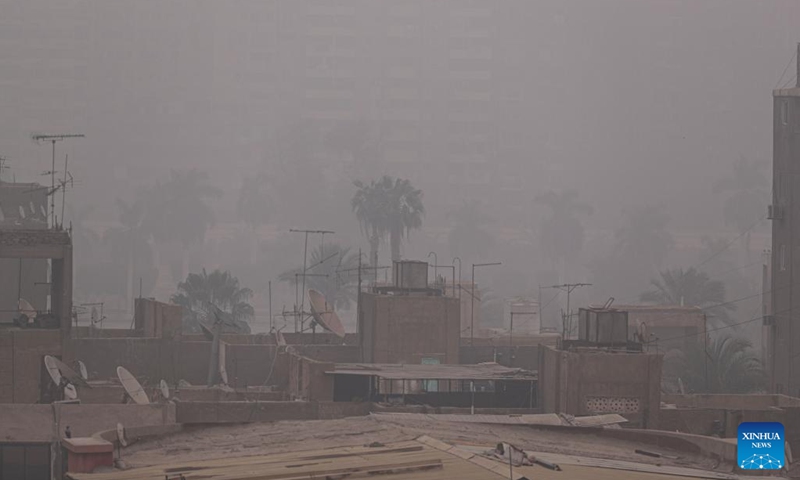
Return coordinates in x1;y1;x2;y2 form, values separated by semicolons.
1;0;797;341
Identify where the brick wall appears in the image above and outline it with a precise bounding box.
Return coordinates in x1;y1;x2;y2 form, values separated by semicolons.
539;346;662;428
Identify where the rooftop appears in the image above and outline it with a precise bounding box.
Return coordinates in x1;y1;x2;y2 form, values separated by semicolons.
327;362;537;381
65;416;763;480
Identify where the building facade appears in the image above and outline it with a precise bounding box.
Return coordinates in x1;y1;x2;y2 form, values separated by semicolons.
770;46;800;395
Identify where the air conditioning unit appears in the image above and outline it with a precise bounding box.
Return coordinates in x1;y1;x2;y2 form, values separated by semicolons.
768;205;783;220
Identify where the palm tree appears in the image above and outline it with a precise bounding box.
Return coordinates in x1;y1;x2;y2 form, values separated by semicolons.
713;156;769;263
614;205;673;274
447;200;495;261
351;176;425;272
141;169;222;280
534;190;592;277
278;244;360;311
171;269;253;334
640;267;736;326
665;335;764;394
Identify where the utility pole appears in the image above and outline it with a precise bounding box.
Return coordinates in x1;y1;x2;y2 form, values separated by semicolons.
544;283;592;339
32;134;84;228
471;262;501;346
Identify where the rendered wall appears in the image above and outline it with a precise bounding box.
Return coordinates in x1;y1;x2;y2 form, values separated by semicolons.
0;329;62;403
361;293;460;364
539;346;662;428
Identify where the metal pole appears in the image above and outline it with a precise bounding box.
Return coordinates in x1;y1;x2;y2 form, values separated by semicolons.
453;257;462;301
60;154;68;229
428;252;437;284
268;280;273;332
50;140;55;228
300;232;309;330
471;264;475;346
509;312;514;366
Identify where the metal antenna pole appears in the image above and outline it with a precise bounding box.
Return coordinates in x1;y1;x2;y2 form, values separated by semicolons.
289;229;335;333
471;262;501;346
544;283;592;339
31;134;84;228
60;154;69;229
0;156;9;182
268;280;273;332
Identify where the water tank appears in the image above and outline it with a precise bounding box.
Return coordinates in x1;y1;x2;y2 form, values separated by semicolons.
393;260;429;289
578;308;628;345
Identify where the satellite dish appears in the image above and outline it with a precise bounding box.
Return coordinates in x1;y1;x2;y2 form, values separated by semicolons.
44;355;63;386
64;384;78;400
116;423;127;447
78;360;88;381
275;330;286;347
39;205;46;218
91;307;98;323
159;379;170;400
29;201;35;214
19;298;36;321
116;366;150;405
678;377;686;395
18;205;25;219
307;289;345;338
638;322;647;343
46;356;90;388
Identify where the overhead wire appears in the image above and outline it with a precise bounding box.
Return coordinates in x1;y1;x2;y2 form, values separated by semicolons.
774;48;797;89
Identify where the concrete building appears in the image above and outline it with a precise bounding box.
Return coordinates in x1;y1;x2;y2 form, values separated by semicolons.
769;45;800;395
360;261;460;365
0;182;49;323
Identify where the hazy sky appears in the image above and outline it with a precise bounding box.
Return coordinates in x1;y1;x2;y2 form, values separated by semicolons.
0;0;797;234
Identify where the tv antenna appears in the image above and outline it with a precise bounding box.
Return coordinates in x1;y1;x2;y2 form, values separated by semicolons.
288;229;334;332
0;155;9;182
31;133;84;228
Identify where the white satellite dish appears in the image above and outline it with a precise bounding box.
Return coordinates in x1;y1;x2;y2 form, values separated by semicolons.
116;423;127;447
159;379;170;400
44;355;62;386
18;205;25;219
117;366;150;405
39;205;46;218
637;322;648;343
64;384;78;400
19;298;36;322
78;360;88;381
29;201;35;214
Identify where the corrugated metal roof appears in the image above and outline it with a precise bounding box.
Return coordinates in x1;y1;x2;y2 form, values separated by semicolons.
327;362;537;380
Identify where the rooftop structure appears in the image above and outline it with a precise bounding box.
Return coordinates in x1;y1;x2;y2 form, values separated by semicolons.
327;362;535;381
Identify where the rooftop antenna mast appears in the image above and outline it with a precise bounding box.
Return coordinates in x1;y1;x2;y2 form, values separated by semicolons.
32;133;84;228
0;156;9;182
289;228;334;332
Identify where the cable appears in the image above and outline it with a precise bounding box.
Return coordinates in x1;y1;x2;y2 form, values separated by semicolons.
775;49;797;89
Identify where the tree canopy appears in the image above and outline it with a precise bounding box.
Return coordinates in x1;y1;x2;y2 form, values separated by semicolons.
278;243;361;311
171;268;253;334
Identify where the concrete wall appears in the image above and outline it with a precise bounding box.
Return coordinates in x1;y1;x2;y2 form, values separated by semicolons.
539;346;662;428
0;328;62;403
662;393;800;410
64;337;288;390
0;403;175;442
286;351;334;401
361;293;460;364
134;298;182;340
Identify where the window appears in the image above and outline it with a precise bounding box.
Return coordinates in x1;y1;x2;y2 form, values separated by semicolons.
780;245;787;271
781;100;789;125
